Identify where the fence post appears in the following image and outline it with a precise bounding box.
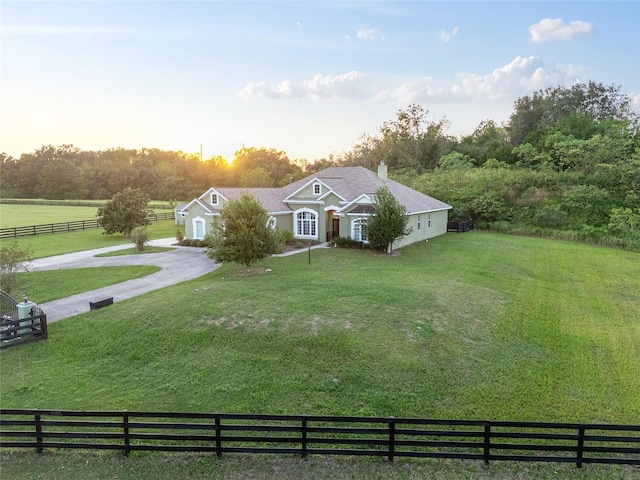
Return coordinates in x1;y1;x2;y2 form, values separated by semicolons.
123;411;130;457
576;423;585;469
483;422;491;466
388;417;395;463
34;410;43;454
215;415;222;457
301;415;308;459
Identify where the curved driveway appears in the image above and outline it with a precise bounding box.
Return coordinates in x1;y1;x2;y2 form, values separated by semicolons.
29;238;219;323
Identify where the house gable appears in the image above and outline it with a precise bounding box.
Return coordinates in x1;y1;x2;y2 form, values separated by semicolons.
283;178;346;204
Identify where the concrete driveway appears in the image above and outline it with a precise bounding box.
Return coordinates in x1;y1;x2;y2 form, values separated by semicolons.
28;238;219;323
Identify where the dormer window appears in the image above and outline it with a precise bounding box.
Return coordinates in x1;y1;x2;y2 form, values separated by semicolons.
210;193;219;205
313;182;321;196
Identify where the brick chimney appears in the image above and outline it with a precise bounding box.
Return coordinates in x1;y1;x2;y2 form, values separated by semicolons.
378;161;387;180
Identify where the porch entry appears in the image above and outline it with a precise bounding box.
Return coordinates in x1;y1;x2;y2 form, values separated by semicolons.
326;213;340;241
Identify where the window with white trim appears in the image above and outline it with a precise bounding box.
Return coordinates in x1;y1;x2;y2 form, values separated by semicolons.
210;193;219;205
267;216;277;231
427;213;432;229
313;182;321;196
193;217;205;240
294;209;317;238
417;214;422;231
352;218;368;243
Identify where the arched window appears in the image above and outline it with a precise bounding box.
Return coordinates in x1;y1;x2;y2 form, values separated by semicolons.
352;218;368;243
193;217;205;240
294;209;317;239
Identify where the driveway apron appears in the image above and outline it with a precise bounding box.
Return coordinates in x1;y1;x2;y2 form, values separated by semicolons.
28;239;219;323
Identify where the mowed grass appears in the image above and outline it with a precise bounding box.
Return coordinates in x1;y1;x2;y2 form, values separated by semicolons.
17;266;161;303
1;232;639;425
2;450;638;480
0;220;179;259
0;204;174;228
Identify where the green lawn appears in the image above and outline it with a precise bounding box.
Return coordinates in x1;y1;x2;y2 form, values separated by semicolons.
18;266;161;303
0;204;175;229
1;232;638;426
2;451;637;480
94;246;175;257
0;220;179;259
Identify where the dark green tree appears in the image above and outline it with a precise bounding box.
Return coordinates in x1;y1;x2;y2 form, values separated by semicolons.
365;187;411;253
97;188;152;237
0;242;32;294
205;192;282;268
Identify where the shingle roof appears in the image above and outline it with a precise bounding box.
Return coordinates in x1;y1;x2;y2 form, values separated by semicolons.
199;166;451;214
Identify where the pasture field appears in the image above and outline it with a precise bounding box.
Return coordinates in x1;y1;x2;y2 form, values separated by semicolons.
0;203;174;228
0;220;179;259
1;232;638;425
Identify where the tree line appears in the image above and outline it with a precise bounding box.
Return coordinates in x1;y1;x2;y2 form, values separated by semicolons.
1;80;638;248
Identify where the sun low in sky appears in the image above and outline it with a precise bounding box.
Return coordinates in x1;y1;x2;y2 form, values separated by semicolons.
1;1;638;161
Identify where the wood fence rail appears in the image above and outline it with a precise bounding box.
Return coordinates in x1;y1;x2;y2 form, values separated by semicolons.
0;312;48;350
0;213;175;239
1;410;638;468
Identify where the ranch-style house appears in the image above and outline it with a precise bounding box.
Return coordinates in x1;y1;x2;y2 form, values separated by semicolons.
179;163;452;249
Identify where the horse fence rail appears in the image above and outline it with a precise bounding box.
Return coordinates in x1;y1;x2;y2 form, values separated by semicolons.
1;410;638;467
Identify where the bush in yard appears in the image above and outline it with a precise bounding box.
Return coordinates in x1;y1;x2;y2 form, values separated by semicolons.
180;238;192;246
532;205;568;229
205;191;283;268
176;229;184;243
332;236;366;249
130;227;149;252
97;187;153;237
0;242;32;295
365;187;411;253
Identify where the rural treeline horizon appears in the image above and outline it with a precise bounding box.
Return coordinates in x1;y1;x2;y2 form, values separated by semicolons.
1;80;639;250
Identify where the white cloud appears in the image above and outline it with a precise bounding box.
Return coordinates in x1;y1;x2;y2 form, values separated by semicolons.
295;21;304;31
237;71;371;100
378;56;584;104
450;56;585;100
529;18;593;43
356;26;382;41
439;26;459;43
631;93;640;108
238;57;585;105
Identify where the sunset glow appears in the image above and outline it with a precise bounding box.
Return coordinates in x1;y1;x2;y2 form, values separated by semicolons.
1;2;638;160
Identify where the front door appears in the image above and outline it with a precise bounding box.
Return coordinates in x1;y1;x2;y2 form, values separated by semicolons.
332;217;340;238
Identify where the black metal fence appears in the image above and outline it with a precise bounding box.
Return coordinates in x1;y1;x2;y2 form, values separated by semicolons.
0;213;176;239
1;410;638;468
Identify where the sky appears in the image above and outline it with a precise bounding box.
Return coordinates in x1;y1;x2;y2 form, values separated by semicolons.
1;1;639;162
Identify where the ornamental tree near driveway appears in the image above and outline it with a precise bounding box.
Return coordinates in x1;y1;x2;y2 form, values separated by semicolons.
366;187;411;253
97;188;152;237
205;191;282;268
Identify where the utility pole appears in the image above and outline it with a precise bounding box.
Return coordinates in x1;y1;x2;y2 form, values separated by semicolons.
200;144;203;161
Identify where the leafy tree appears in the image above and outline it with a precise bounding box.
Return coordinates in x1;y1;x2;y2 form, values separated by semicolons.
97;188;152;237
507;81;639;148
0;242;32;294
205;192;282;268
232;147;301;185
240;167;275;187
365;187;411;253
130;227;150;251
438;151;475;170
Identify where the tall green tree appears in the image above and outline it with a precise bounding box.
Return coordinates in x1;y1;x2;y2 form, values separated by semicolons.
0;242;32;295
365;187;411;253
97;188;152;237
205;192;282;268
